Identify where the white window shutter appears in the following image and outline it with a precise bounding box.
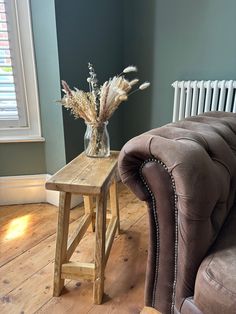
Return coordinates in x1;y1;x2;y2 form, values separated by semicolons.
0;0;43;142
0;0;28;127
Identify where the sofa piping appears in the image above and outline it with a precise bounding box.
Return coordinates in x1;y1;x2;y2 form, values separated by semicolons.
139;158;179;314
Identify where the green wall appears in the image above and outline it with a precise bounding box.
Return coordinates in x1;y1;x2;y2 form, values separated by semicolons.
2;0;236;176
55;0;124;162
123;0;156;143
0;143;45;176
123;0;236;143
31;0;66;174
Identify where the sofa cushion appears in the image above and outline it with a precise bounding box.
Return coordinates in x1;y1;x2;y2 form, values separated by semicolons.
181;297;203;314
194;206;236;314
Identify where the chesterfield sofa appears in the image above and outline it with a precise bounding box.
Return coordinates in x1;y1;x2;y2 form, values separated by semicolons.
118;112;236;314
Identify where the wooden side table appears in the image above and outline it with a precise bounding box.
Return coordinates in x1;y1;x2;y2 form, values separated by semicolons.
45;151;120;304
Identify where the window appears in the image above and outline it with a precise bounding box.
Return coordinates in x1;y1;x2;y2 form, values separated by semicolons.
0;0;43;142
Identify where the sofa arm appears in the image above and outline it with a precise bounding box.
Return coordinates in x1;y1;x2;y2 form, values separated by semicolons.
118;112;236;314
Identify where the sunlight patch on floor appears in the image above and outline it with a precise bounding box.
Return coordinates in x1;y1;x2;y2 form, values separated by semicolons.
5;215;30;240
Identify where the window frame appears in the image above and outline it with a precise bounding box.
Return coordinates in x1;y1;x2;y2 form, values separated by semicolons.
0;0;44;143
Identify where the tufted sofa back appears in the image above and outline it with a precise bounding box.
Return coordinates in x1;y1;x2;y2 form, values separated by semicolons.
118;111;236;313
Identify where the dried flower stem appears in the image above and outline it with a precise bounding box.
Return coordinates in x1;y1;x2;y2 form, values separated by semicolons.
58;63;150;156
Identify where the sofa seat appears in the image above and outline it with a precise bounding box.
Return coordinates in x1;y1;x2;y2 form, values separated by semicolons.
194;206;236;314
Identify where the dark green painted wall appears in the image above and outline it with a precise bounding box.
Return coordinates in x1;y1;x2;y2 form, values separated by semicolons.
31;0;66;174
55;0;124;162
123;0;156;143
123;0;236;143
2;0;236;176
0;142;45;176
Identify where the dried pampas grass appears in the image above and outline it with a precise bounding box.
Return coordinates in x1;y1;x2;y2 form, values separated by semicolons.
58;63;150;125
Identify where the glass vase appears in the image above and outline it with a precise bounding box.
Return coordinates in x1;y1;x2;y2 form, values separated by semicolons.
84;121;110;157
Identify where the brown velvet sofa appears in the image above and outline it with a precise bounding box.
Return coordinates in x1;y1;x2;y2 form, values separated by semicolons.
118;112;236;314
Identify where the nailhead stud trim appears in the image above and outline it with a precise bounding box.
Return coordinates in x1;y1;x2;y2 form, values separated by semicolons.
139;158;178;314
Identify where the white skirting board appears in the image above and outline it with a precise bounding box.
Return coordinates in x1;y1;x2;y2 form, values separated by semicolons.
0;174;82;207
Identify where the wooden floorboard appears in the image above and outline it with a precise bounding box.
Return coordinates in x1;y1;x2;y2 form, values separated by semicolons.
0;203;84;267
0;184;148;314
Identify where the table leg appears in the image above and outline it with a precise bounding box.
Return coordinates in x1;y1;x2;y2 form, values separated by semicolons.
84;195;95;232
53;191;71;296
109;179;120;234
93;188;107;304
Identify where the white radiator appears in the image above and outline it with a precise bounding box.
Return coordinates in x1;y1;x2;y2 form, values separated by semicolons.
172;80;236;122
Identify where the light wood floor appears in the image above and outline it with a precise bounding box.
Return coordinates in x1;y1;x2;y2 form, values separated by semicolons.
0;184;149;314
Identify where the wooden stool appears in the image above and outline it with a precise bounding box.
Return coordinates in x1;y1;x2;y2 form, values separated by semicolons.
46;151;120;304
141;307;161;314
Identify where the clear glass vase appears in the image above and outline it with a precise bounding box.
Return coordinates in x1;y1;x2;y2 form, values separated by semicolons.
84;121;110;157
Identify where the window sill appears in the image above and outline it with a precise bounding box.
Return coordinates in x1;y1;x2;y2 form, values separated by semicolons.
0;136;45;143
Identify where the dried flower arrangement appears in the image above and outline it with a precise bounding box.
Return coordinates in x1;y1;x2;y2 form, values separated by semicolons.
59;63;150;157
